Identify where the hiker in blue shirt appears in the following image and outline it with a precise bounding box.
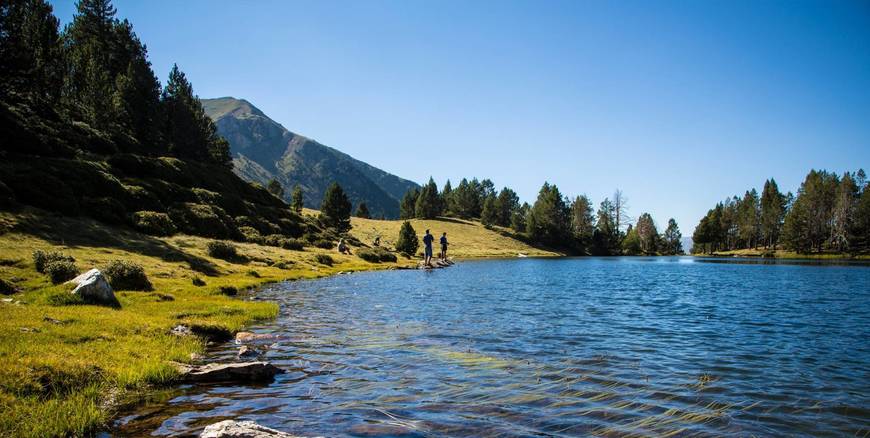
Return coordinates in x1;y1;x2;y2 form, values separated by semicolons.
439;232;448;261
422;229;434;266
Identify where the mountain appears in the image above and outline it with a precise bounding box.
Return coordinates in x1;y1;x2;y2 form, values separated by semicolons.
202;97;418;218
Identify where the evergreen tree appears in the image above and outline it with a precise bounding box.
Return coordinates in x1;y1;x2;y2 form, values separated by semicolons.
593;198;620;255
635;212;658;254
267;178;283;199
662;218;683;255
622;225;641;255
290;184;304;213
440;180;453;215
692;214;713;254
452;178;476;218
319;182;352;231
0;0;63;101
832;172;858;252
395;220;419;255
400;188;419;220
494;187;519;227
415;177;440;219
849;184;870;253
355;202;370;219
760;178;786;248
570;195;595;253
511;202;530;233
782;170;838;252
480;195;498;227
737;189;760;248
109;19;161;148
527;182;570;246
161;64;231;166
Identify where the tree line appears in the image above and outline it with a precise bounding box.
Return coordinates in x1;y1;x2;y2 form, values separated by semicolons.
398;177;683;255
1;0;229;166
691;169;869;255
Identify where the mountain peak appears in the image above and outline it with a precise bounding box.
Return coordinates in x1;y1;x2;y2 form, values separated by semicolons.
202;97;419;218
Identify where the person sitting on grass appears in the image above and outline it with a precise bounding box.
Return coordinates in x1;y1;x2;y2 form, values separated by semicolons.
337;238;352;255
440;232;448;261
422;229;434;266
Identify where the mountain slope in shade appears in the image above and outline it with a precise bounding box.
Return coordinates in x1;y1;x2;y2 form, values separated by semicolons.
202;97;418;218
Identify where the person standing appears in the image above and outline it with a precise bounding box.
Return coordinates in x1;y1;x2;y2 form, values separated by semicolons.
440;232;448;261
422;229;434;266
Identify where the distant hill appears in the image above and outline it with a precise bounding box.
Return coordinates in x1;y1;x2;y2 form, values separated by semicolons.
202;97;418;218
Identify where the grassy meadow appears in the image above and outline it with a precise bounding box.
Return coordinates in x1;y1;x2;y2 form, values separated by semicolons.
0;208;551;436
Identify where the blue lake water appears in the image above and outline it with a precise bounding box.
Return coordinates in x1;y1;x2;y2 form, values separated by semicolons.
117;257;870;437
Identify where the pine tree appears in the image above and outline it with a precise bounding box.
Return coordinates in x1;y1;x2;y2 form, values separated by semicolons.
400;188;419;220
0;0;63;101
760;179;786;248
395;220;419;255
319;182;352;231
737;189;760;248
161;64;231;166
494;187;519;227
849;185;870;254
511;202;529;233
593;198;620;255
290;184;304;213
527;182;570;246
440;180;453;215
832;172;858;252
782;170;838;252
622;225;641;255
662;218;683;255
109;19;161;148
453;178;475;218
480;195;498;227
415;177;440;219
570;195;595;253
267;178;283;199
355;202;370;219
635;213;658;254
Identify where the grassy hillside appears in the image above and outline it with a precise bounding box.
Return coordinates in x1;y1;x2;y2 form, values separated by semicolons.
700;248;870;260
308;210;561;258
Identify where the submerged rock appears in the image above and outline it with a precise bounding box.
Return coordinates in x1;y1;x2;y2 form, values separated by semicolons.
238;345;260;359
65;269;118;306
174;361;283;383
235;331;275;343
200;420;307;437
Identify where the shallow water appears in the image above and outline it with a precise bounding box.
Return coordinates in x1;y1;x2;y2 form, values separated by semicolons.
116;257;870;437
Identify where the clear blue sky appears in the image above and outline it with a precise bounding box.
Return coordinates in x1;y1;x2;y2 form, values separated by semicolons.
50;0;870;234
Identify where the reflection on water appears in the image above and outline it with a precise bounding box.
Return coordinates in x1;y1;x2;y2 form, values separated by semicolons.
115;257;870;437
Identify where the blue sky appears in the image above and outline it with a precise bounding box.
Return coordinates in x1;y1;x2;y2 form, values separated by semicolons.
50;0;870;234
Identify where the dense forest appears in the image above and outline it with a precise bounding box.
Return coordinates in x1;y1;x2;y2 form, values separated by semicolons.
397;178;684;256
0;0;352;246
692;169;870;255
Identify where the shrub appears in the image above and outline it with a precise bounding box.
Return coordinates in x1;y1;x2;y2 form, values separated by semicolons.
132;211;177;236
169;203;234;239
44;260;79;284
357;248;398;263
395;221;419;255
314;239;334;250
246;270;260;278
264;234;305;250
314;254;334;266
192;277;206;286
273;260;294;270
32;250;75;273
81;196;127;224
219;286;238;296
0;278;19;295
103;260;152;291
206;241;237;260
238;226;264;244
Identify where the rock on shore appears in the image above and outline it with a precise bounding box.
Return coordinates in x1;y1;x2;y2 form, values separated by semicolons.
65;269;119;306
174;361;283;383
200;420;310;437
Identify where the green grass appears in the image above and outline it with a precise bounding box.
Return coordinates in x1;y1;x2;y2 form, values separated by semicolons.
699;248;870;260
0;208;403;437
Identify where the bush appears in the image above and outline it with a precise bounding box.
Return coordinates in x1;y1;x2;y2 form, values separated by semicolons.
192;277;206;286
169;203;234;239
131;211;177;236
395;221;419;255
206;241;237;260
44;260;79;284
264;234;304;250
219;286;238;296
103;260;152;291
357;248;398;263
238;226;264;244
314;254;334;266
32;250;75;273
0;278;19;295
81;196;127;225
313;239;334;250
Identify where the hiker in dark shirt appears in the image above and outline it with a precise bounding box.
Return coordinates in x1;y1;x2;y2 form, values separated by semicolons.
422;229;434;266
440;232;448;261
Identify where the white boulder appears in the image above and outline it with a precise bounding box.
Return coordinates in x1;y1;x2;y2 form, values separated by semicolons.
66;269;118;306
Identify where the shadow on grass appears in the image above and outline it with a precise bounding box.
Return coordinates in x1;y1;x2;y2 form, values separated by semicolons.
11;209;220;276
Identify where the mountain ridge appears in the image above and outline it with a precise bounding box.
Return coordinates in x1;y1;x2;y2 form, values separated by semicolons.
202;97;418;218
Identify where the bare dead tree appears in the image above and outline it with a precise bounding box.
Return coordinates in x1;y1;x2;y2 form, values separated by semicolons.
613;189;632;233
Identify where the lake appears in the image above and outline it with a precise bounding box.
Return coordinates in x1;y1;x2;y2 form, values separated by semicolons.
116;257;870;437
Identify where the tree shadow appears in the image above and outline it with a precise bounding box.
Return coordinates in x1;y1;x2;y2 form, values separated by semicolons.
11;209;220;276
